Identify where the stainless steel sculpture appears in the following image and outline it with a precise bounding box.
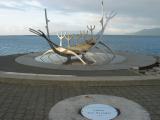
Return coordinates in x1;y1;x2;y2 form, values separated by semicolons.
65;33;73;48
87;25;95;37
29;1;116;65
57;32;65;47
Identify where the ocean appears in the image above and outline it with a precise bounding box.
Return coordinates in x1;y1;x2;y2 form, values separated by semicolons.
0;35;160;56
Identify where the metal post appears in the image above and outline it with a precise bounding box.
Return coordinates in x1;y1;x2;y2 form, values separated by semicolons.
100;1;104;29
45;9;50;39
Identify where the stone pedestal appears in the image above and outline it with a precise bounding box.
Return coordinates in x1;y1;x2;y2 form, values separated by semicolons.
49;95;150;120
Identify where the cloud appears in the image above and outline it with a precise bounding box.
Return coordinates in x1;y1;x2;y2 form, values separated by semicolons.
0;0;45;11
0;0;159;35
23;0;44;8
0;1;22;8
0;1;24;10
48;12;101;34
35;0;160;34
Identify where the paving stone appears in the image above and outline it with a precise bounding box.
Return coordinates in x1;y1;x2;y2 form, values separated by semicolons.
0;81;159;120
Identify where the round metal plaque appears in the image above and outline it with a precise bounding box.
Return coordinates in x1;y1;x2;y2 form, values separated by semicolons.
81;104;118;120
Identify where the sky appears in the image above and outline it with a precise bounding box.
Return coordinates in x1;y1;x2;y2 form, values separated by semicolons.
0;0;159;35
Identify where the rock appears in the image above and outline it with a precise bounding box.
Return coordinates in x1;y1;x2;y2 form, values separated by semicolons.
153;67;160;71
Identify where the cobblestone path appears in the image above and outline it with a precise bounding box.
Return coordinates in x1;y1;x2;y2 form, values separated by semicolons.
0;82;159;120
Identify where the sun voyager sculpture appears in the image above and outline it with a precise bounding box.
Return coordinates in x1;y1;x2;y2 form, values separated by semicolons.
29;1;116;65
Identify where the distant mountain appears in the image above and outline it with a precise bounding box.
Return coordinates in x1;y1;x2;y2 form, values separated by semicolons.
132;28;160;36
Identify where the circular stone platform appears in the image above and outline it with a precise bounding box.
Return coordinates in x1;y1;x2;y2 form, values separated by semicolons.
49;95;150;120
35;52;121;65
15;51;156;71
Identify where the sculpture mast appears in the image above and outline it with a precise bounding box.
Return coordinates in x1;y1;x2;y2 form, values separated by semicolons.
100;1;104;28
45;9;50;39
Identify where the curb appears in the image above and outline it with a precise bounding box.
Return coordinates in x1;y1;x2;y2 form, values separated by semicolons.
0;71;160;86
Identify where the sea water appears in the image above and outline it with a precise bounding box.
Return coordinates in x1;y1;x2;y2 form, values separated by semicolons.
0;35;160;56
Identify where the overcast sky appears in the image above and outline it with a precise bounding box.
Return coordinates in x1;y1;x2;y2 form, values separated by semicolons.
0;0;159;35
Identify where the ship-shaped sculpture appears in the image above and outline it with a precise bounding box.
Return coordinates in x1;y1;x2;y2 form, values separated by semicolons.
29;1;116;65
